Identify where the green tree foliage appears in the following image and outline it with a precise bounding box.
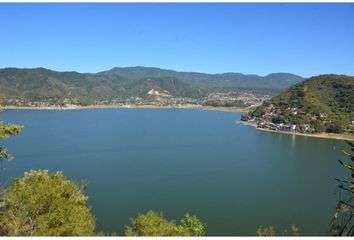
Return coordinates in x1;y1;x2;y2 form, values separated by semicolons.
331;141;354;236
326;121;344;134
0;110;24;206
125;210;205;236
0;121;23;161
179;213;205;236
256;224;299;236
0;170;95;236
313;120;326;133
256;226;276;236
125;210;178;236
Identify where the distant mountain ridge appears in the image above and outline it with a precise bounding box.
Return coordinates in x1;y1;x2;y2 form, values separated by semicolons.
99;66;304;89
0;66;304;105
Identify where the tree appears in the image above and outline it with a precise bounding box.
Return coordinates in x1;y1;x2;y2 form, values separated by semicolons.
326;121;343;134
0;170;95;236
330;140;354;236
272;116;285;124
0;112;23;200
125;210;178;236
179;213;205;236
313;120;326;133
256;226;276;236
0;121;23;161
256;224;299;236
125;210;205;236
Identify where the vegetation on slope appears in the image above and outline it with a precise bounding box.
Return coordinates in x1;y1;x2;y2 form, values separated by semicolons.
99;66;304;89
244;74;354;134
0;67;303;106
0;68;133;105
128;76;206;98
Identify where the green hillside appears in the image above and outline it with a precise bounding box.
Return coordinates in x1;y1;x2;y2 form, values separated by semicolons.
99;66;304;89
0;68;206;105
0;68;133;105
129;77;206;98
0;67;303;106
243;74;354;134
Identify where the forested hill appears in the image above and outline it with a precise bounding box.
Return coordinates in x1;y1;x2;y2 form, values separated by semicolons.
0;67;303;105
244;74;354;134
0;67;131;104
99;66;304;89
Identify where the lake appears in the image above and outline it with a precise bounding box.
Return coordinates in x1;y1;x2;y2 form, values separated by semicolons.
0;109;349;235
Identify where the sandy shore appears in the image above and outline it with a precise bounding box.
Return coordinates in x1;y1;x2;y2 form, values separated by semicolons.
2;104;248;113
243;122;354;141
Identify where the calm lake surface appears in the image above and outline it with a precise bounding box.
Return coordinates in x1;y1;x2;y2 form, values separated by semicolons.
0;109;349;235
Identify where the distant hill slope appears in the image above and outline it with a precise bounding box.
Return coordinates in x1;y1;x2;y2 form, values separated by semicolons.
0;67;303;105
244;74;354;133
129;77;206;98
0;68;206;104
99;66;304;89
0;68;132;104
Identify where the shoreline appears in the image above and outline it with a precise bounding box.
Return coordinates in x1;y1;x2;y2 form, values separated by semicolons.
243;122;354;141
2;105;248;113
2;105;352;141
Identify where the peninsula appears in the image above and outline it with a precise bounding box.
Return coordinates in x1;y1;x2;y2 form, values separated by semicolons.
241;74;354;140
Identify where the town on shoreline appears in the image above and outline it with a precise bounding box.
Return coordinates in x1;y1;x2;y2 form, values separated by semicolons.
2;103;249;113
242;121;354;141
3;104;353;141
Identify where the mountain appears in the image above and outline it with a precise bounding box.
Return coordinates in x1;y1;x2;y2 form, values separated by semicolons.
128;77;206;98
0;68;206;105
0;67;303;106
243;74;354;134
99;66;304;89
0;67;132;105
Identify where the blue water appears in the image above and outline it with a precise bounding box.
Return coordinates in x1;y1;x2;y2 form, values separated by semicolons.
0;109;348;235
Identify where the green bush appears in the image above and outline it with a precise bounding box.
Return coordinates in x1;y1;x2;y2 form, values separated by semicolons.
0;170;95;236
125;210;205;236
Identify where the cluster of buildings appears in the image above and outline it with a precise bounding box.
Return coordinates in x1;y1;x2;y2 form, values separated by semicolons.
257;121;298;132
2;90;271;110
245;104;318;133
201;92;269;107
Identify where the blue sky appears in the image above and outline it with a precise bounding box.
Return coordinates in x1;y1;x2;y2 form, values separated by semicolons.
0;3;353;77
